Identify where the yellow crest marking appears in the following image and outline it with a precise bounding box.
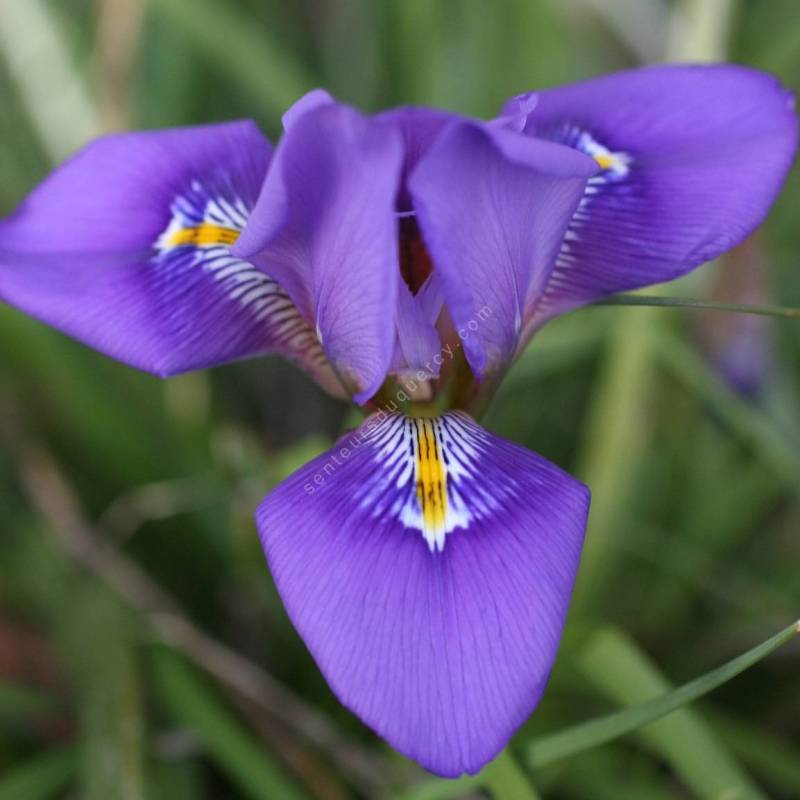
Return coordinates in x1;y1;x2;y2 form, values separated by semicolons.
593;153;615;170
167;224;240;248
414;418;447;536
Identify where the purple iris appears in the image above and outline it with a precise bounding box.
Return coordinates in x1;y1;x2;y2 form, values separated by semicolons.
0;65;796;777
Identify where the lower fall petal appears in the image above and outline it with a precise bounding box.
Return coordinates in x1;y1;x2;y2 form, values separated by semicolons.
0;122;341;394
502;65;798;337
256;411;590;777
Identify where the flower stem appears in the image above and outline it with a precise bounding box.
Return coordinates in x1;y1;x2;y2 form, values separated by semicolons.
483;750;541;800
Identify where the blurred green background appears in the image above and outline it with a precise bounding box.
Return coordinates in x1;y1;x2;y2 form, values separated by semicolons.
0;1;798;798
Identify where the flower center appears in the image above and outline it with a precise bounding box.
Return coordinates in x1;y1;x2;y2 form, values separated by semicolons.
398;216;434;294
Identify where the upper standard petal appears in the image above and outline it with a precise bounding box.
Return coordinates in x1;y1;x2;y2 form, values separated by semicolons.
375;105;459;212
409;120;596;380
233;102;404;403
376;106;461;376
257;411;589;776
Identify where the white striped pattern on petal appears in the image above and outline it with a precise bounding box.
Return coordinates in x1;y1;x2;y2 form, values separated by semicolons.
153;180;330;372
349;411;519;552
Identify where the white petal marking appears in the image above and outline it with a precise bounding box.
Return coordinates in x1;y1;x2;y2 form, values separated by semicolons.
535;125;634;315
153;182;326;361
352;412;517;553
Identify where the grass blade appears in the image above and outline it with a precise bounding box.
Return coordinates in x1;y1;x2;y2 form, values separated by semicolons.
526;622;798;781
0;749;77;800
59;587;146;800
656;333;800;487
563;627;763;799
596;294;800;320
0;684;58;725
572;305;659;607
147;0;313;119
150;647;307;800
709;710;800;796
0;0;98;161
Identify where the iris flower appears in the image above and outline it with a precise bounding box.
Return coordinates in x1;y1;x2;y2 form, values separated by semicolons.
1;65;796;777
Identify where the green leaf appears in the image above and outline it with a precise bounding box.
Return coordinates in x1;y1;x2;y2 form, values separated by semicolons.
0;0;98;162
526;622;798;792
147;0;313;119
656;333;800;488
58;587;146;800
545;746;678;800
571;305;661;607
709;710;800;796
563;629;766;800
0;684;58;726
0;749;76;800
317;0;383;108
0;310;169;485
384;0;446;107
596;294;800;320
150;648;307;800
